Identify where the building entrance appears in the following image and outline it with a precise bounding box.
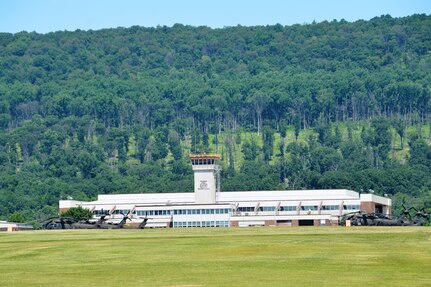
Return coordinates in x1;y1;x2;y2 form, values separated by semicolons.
298;220;314;226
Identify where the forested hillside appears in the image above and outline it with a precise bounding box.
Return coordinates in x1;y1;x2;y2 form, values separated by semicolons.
0;14;430;222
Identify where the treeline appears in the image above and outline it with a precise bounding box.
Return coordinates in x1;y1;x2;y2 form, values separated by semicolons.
1;14;430;131
0;14;430;221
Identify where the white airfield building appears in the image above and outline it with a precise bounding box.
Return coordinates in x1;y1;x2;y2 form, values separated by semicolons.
60;154;391;228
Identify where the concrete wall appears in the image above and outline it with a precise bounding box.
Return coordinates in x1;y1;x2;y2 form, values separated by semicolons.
59;200;82;213
194;168;217;204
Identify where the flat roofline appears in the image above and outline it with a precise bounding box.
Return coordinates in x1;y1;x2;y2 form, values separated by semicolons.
221;189;356;194
97;189;356;197
74;189;390;208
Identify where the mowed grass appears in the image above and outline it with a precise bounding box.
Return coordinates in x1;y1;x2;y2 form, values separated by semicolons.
0;227;430;287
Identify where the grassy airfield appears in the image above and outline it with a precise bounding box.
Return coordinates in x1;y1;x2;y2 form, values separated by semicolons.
0;227;430;287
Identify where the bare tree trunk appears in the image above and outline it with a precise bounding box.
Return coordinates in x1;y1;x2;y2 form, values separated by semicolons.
257;110;262;136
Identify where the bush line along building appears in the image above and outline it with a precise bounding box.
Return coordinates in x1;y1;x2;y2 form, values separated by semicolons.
60;154;391;227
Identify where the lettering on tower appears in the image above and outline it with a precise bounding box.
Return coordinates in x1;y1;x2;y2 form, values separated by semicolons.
198;180;209;190
190;154;221;204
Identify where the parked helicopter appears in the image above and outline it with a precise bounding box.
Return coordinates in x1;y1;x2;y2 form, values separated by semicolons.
40;217;75;229
121;217;150;229
339;205;430;226
40;210;150;230
410;207;430;226
70;214;108;229
137;217;150;229
98;213;131;229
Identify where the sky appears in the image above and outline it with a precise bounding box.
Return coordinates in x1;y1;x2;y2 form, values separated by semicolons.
0;0;429;34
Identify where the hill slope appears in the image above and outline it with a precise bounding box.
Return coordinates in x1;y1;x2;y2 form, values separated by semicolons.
0;15;430;221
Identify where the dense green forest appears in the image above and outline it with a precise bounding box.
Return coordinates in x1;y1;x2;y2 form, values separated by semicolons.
0;14;430;222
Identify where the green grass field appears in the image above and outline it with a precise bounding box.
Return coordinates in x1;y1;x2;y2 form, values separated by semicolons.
1;227;430;287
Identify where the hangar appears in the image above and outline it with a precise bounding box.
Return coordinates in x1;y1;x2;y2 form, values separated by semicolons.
59;154;391;228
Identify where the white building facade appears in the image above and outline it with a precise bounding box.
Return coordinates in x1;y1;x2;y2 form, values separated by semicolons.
59;154;391;228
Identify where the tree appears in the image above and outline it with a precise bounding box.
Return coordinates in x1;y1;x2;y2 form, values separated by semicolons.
8;212;26;223
76;151;99;178
315;123;328;145
392;117;406;149
409;139;431;170
151;133;169;160
168;130;183;160
134;127;150;163
248;92;268;135
362;119;392;167
310;146;342;173
40;129;63;155
294;115;301;142
191;130;201;153
262;126;275;161
278;120;288;157
10;122;41;164
0;113;10;129
242;135;259;161
317;171;354;190
61;206;93;221
202;132;210;152
225;133;236;177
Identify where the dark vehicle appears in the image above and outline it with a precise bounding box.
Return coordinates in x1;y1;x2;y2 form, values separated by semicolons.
410;208;430;226
41;217;75;229
339;205;430;226
41;214;107;230
70;214;108;229
99;213;131;229
41;212;150;230
122;217;150;229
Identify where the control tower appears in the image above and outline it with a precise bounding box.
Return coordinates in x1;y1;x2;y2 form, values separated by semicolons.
189;154;221;204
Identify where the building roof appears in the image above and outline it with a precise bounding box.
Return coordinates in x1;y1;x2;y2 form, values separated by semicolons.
217;189;360;202
81;189;362;206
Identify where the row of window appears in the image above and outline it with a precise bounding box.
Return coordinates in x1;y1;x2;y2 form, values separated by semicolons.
174;208;230;215
136;210;171;216
93;209;136;216
173;221;229;228
280;206;297;211
301;206;319;211
321;205;340;210
238;207;254;212
136;208;231;217
343;205;360;210
112;209;133;215
191;159;216;165
259;206;276;212
97;205;361;217
93;210;109;215
238;205;361;212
